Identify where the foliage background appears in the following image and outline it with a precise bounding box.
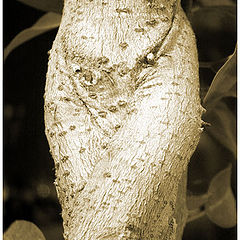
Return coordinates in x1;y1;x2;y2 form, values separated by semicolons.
3;0;237;239
4;1;63;239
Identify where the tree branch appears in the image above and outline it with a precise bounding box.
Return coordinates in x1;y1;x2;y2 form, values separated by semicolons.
44;0;203;239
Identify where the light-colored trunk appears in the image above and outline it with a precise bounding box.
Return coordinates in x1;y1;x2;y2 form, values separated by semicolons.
44;0;203;239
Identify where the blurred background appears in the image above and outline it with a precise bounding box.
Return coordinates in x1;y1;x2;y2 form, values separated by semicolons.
3;0;237;240
3;1;63;239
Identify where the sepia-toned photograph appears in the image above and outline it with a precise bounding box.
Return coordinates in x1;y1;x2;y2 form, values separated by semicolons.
3;0;236;239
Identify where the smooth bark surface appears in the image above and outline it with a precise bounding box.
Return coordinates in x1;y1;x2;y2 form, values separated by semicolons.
44;0;203;239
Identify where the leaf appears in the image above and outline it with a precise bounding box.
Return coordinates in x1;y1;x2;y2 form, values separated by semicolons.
191;6;236;62
197;0;236;7
187;165;236;226
205;165;236;228
3;220;46;240
181;0;193;18
188;122;235;195
17;0;63;13
203;99;236;159
4;12;61;61
187;193;209;210
203;47;237;110
199;56;229;73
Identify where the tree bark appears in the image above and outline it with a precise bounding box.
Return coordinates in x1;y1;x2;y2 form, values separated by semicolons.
44;0;204;239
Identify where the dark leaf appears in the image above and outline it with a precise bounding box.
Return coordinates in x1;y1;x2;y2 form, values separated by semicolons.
3;220;46;240
197;0;235;7
203;100;236;159
191;6;236;61
17;0;63;13
206;165;236;228
199;56;229;73
181;0;193;18
203;47;237;110
187;165;236;226
187;193;208;210
4;12;61;61
188;126;233;195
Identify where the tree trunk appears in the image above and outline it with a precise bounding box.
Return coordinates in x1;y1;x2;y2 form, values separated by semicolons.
44;0;204;239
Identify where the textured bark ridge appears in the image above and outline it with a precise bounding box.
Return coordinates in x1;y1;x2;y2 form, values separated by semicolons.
44;0;204;239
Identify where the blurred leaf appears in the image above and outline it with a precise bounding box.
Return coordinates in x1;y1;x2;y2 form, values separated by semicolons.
188;122;234;195
191;6;236;61
197;0;235;6
206;165;236;228
207;165;231;205
203;99;236;159
187;193;208;210
4;12;61;61
3;220;46;240
199;56;229;73
181;0;193;18
203;47;237;110
17;0;63;13
187;165;236;226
